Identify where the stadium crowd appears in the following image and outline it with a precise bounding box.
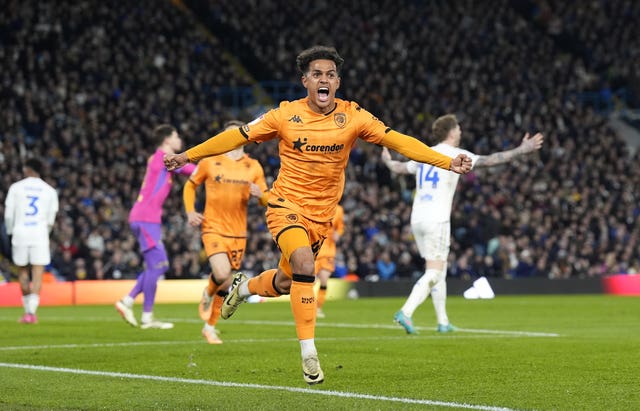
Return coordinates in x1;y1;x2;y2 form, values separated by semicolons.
1;0;639;283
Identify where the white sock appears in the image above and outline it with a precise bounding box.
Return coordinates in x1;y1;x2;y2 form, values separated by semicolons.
300;338;317;358
29;294;40;314
238;281;250;298
122;295;134;307
22;295;31;314
401;269;439;317
431;272;449;325
203;323;215;332
141;312;153;323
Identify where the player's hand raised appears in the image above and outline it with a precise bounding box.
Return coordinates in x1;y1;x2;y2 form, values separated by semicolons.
164;152;189;171
450;153;472;174
520;132;544;153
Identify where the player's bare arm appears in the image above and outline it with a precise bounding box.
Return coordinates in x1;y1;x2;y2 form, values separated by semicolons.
475;132;544;168
381;147;411;174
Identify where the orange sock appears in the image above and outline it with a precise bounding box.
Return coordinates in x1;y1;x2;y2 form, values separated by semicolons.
207;293;225;326
290;275;316;340
317;285;327;309
247;269;280;297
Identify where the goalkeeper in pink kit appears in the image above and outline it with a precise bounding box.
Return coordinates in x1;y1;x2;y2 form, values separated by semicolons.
115;125;195;329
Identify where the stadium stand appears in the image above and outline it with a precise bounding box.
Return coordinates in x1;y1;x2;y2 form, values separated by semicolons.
1;0;639;283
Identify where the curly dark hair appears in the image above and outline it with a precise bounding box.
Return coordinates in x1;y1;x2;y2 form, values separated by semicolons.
296;45;344;75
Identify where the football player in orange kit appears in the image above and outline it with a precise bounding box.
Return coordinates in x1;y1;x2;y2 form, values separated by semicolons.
165;45;472;385
183;120;268;344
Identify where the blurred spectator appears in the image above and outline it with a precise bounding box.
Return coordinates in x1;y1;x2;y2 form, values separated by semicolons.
1;0;639;284
51;249;76;281
376;251;397;281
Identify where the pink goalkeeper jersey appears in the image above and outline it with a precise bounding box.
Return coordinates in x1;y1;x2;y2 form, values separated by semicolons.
129;149;195;223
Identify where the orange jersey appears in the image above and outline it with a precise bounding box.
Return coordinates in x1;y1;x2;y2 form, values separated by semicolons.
189;154;267;237
317;205;344;259
241;97;389;222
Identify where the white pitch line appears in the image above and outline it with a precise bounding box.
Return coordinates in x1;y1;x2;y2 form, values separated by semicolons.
0;362;518;411
0;333;523;352
0;315;560;337
215;320;559;337
452;328;559;337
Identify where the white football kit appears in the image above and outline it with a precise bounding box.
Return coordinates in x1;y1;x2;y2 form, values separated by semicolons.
4;176;59;266
406;143;479;260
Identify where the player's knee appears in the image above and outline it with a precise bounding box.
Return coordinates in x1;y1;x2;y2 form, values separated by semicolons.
275;271;292;293
210;269;231;286
290;259;315;276
289;246;315;275
422;268;441;287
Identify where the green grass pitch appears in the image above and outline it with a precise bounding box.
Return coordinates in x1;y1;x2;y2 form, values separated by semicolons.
1;294;638;410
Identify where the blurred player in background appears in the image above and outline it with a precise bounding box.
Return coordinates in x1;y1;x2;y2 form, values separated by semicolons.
314;204;344;319
4;158;59;324
382;114;544;334
164;45;472;385
183;120;269;344
115;125;195;329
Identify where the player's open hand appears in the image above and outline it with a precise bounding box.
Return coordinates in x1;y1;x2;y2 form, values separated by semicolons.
450;153;472;174
520;132;544;153
186;211;204;227
164;152;188;171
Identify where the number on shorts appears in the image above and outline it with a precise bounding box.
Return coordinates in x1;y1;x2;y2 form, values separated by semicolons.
230;248;245;264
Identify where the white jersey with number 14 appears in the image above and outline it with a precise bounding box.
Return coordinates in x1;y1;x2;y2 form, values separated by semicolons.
406;143;479;224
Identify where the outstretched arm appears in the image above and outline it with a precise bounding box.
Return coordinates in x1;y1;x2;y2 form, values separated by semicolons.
381;147;411;174
165;128;248;170
380;130;472;174
475;132;544;168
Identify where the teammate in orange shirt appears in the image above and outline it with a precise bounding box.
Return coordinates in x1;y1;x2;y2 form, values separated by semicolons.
165;45;472;385
314;204;344;319
182;120;268;345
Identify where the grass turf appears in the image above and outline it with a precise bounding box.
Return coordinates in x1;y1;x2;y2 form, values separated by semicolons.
1;294;638;410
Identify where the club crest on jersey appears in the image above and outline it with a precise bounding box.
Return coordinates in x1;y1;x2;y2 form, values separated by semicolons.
286;214;298;223
334;112;346;128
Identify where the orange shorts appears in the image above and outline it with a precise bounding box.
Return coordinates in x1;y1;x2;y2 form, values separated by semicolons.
314;256;335;273
266;206;331;278
201;232;246;271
